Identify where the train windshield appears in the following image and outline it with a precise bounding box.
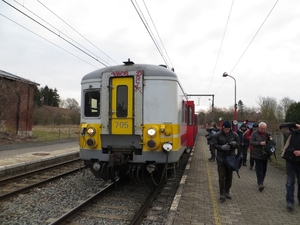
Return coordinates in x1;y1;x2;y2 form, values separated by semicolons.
84;91;100;117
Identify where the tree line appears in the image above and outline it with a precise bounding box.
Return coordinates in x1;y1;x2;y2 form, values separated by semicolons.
33;85;80;125
198;96;300;133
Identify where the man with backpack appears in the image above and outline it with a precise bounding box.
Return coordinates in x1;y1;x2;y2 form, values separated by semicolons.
211;120;240;202
250;122;274;192
279;122;300;211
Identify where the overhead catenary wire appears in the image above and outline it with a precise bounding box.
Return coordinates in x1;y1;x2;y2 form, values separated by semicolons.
0;12;98;69
214;0;280;98
131;0;170;68
12;0;112;67
37;0;119;65
229;0;280;74
207;0;234;94
142;0;173;69
2;0;109;67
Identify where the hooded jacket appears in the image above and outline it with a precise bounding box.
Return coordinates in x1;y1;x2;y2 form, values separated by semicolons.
211;130;240;165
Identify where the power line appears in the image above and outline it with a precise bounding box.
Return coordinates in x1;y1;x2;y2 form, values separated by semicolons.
2;0;109;67
229;0;280;74
131;0;170;67
37;0;119;65
12;0;111;66
142;0;173;69
207;0;235;93
214;0;280;97
0;12;98;69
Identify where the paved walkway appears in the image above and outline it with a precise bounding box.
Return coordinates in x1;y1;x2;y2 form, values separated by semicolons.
167;132;300;225
0;140;78;176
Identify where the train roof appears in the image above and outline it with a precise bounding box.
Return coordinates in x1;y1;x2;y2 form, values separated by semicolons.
81;63;177;82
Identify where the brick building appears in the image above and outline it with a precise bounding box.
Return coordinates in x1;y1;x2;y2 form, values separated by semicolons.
0;70;39;136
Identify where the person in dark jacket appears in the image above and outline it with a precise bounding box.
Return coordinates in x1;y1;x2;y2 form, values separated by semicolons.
205;122;220;162
246;122;259;170
237;123;250;166
250;122;274;192
211;120;240;202
279;122;300;211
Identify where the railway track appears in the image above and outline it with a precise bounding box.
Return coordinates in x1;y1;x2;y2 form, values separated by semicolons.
0;159;84;201
1;149;190;224
47;151;190;224
47;178;165;225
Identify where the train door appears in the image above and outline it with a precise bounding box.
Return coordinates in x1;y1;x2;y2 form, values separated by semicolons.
186;101;195;149
110;77;134;134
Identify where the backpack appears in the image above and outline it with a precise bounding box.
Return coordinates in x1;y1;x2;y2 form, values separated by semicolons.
226;150;243;178
263;139;276;160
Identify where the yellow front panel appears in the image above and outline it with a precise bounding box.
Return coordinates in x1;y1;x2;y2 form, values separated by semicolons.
111;77;133;134
79;123;101;149
142;124;181;151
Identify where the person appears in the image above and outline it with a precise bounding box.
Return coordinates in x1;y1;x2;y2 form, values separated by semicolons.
211;120;240;202
250;122;274;192
205;122;220;162
279;122;300;211
237;123;250;166
244;119;250;129
246;122;259;170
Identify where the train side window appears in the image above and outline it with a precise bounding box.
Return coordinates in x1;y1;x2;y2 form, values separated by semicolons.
182;101;186;123
116;85;128;118
188;106;193;126
84;91;100;117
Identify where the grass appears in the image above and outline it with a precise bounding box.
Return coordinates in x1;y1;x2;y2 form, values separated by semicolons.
269;153;286;174
32;125;79;142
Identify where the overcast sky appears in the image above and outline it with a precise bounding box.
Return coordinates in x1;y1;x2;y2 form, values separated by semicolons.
1;0;299;112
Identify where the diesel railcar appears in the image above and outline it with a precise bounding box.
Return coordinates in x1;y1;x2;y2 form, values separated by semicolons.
79;60;196;184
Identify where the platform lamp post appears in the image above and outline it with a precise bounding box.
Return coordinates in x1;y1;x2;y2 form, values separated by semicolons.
222;72;237;131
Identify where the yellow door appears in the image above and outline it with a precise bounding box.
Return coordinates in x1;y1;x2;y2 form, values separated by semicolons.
110;77;133;134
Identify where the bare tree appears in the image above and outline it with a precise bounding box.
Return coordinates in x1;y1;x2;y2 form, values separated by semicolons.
279;97;295;118
60;98;80;113
257;96;278;131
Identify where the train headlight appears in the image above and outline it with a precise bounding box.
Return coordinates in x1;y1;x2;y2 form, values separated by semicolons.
147;128;156;137
87;127;96;136
163;142;172;153
147;140;156;149
87;138;96;148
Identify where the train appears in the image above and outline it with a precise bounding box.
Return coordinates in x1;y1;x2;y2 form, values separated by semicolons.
79;60;198;184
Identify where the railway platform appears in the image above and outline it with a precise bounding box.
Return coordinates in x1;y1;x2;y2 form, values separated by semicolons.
0;139;79;177
166;129;300;225
1;133;300;224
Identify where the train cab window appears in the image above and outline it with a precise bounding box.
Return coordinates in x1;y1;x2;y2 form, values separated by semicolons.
116;85;128;118
84;91;100;117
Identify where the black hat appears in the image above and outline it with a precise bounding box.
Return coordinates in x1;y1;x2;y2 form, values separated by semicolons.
222;121;231;129
241;123;247;128
252;122;258;128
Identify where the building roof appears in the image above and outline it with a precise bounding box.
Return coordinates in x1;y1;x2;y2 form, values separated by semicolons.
38;105;75;115
0;70;39;86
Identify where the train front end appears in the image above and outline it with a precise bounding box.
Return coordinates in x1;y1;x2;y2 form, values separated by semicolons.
79;62;188;182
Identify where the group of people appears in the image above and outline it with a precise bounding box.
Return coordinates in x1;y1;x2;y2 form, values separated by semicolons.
205;120;300;211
